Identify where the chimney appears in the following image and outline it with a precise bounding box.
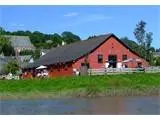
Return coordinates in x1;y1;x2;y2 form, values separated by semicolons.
15;48;20;60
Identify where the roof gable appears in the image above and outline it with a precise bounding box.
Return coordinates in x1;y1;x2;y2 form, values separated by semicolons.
4;35;35;50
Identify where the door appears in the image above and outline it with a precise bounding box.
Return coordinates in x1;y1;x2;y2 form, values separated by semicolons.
80;63;89;75
108;55;117;68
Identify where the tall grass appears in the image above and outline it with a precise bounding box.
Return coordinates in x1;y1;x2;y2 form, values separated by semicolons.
0;73;159;99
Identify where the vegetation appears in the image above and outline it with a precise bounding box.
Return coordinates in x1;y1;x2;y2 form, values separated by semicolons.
3;60;20;74
33;49;41;60
19;50;34;56
134;20;154;62
153;57;160;66
0;28;15;56
3;29;81;49
0;73;159;99
120;37;140;52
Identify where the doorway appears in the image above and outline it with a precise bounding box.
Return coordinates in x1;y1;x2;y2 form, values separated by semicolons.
108;55;117;68
80;62;90;75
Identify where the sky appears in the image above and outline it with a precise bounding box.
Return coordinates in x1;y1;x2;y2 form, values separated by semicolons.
0;5;160;48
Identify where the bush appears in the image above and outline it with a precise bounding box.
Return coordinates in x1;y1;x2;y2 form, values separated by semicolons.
19;50;34;55
3;60;20;74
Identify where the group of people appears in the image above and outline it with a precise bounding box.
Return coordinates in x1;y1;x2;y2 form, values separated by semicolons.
22;69;49;79
36;69;49;78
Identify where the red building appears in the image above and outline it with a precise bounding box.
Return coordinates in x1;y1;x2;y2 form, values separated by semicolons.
22;33;149;78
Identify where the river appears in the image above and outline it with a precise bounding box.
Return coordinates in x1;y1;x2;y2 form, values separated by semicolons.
0;96;159;115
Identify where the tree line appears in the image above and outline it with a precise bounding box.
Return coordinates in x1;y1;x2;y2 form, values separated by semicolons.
0;28;15;56
3;29;81;49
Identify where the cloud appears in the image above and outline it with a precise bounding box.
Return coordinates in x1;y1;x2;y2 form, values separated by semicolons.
10;23;25;27
64;12;79;17
83;14;112;22
65;14;113;27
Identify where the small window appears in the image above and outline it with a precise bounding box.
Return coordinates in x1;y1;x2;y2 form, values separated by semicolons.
81;63;90;68
64;65;68;71
137;62;142;68
81;63;85;66
122;55;127;61
98;54;103;63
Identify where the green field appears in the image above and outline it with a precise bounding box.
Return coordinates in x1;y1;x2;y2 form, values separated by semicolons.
0;73;160;99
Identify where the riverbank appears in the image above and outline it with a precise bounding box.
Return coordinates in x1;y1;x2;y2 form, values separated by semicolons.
0;73;160;100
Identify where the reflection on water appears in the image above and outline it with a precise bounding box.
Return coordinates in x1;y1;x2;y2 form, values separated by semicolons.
0;96;159;115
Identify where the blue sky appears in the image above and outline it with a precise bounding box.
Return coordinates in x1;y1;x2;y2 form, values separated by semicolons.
0;6;160;48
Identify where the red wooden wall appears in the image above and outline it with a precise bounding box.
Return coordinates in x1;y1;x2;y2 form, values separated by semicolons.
73;36;149;70
23;36;149;78
48;63;73;78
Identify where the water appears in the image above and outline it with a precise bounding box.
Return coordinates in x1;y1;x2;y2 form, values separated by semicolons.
0;96;159;115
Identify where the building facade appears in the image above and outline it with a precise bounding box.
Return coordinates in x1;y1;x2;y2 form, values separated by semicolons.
22;34;149;78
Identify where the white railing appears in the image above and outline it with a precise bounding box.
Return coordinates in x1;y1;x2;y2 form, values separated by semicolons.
88;67;160;75
0;75;20;80
145;66;160;73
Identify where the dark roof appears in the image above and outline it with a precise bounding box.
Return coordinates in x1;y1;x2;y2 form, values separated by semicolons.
0;56;15;74
154;52;160;56
23;33;145;69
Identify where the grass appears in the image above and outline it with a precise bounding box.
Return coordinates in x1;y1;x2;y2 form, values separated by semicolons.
0;73;160;100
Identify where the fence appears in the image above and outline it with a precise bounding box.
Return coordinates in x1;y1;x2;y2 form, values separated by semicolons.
145;66;160;73
88;67;160;75
0;75;20;80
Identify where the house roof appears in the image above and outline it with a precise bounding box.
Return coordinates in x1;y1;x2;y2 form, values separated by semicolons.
154;52;160;57
0;56;15;74
40;49;50;54
4;35;35;50
18;55;32;62
23;33;145;69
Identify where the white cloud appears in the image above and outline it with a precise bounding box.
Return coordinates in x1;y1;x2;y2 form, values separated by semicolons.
64;12;79;17
65;14;113;27
10;23;25;27
84;14;112;22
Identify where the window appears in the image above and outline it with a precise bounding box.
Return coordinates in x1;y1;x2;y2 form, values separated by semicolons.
81;63;90;68
64;65;68;71
122;55;127;61
98;54;103;63
137;62;142;68
81;63;85;66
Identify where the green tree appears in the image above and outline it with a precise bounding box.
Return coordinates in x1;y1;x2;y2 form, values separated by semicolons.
33;49;41;60
134;20;146;46
19;50;34;55
30;31;45;44
2;44;15;56
0;27;15;56
134;20;146;58
155;57;160;66
2;28;82;49
3;60;20;74
120;37;139;50
0;27;5;34
145;32;153;50
51;33;62;47
152;57;160;66
61;31;81;44
134;20;153;62
145;32;153;62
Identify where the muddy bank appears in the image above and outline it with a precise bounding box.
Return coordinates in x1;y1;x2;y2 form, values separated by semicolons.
0;87;159;100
